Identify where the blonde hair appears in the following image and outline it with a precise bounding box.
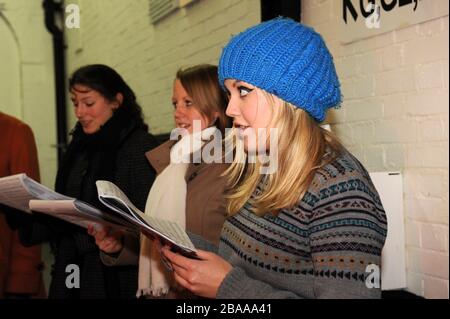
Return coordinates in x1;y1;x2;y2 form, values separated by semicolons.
176;64;230;135
225;92;344;217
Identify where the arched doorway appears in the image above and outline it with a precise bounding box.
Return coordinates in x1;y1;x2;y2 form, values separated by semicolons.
0;14;22;119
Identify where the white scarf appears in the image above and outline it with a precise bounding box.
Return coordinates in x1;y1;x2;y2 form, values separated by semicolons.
137;126;217;298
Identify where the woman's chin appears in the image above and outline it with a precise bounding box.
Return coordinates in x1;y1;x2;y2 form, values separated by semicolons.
82;126;99;135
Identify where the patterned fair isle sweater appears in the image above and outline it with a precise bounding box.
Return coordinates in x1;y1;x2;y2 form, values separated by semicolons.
191;150;388;299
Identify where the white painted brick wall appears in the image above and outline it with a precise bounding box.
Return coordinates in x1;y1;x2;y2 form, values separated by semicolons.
416;62;445;90
62;0;448;298
66;0;260;134
303;1;449;298
421;224;449;252
424;276;449;299
1;0;57;188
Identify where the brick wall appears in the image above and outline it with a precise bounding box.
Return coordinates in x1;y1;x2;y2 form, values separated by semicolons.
0;0;57;189
302;0;449;298
65;0;261;134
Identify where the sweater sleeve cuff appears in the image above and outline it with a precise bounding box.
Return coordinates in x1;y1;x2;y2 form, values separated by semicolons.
188;232;218;254
216;267;248;299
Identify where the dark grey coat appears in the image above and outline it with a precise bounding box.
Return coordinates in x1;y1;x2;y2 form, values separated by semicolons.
19;113;158;299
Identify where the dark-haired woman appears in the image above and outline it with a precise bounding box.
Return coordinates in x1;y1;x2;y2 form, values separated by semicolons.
20;64;159;299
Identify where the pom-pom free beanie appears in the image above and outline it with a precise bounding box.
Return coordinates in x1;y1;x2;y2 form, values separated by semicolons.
218;18;342;122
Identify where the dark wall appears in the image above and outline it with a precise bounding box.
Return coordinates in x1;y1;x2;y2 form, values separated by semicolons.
261;0;301;22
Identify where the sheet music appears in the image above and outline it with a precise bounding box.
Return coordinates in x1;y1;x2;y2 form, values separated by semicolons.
29;199;106;229
73;201;135;229
96;180;143;215
0;174;69;213
29;199;132;231
141;214;195;250
24;177;71;200
96;180;196;254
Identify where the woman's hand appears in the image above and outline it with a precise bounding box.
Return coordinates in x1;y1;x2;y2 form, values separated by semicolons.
87;224;124;254
161;246;232;298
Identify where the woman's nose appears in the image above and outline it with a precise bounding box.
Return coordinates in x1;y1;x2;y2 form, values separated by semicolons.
174;105;184;119
75;105;85;118
225;99;239;118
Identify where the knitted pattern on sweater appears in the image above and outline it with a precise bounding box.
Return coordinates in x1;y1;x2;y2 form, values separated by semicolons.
216;151;387;299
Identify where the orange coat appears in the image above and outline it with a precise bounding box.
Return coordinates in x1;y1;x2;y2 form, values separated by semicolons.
0;112;45;298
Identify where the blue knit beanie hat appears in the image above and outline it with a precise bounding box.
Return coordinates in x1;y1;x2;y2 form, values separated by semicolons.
218;18;342;122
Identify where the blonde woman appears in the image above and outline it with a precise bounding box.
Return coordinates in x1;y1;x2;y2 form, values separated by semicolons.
161;18;388;299
91;64;231;298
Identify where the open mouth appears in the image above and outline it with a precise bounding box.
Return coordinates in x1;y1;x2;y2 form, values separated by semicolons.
234;123;251;137
177;123;191;130
234;122;250;130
